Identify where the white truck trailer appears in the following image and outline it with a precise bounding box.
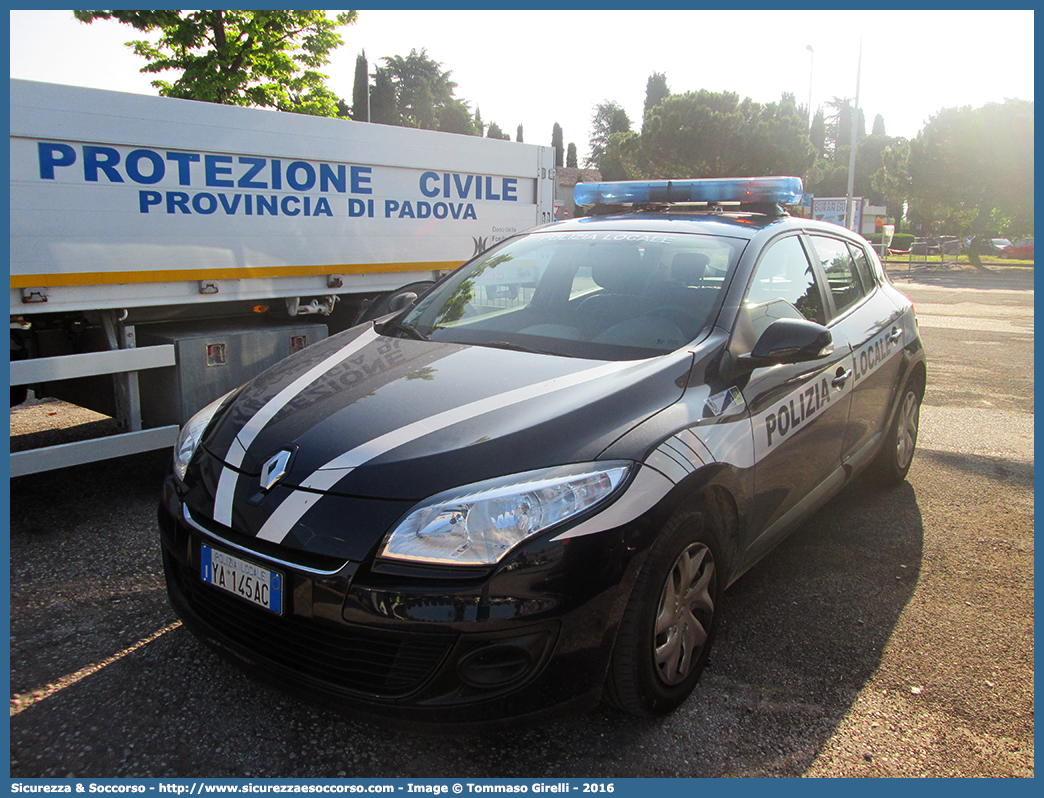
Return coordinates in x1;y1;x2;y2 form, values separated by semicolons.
10;79;556;476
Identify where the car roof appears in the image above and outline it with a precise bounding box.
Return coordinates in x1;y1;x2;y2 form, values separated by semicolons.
541;211;865;242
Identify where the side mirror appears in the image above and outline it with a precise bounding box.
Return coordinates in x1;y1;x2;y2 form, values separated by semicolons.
388;291;419;313
743;318;833;366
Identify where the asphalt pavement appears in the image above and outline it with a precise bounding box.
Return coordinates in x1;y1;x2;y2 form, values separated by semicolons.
8;265;1034;778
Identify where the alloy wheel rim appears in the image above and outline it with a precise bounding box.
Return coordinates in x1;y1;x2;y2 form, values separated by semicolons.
654;542;715;686
896;391;920;470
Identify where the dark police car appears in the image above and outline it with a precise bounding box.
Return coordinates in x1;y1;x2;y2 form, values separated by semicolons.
159;177;926;723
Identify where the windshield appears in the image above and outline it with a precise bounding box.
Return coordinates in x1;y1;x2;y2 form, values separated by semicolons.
391;229;746;360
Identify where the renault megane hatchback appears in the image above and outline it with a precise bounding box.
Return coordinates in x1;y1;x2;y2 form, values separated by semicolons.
159;177;926;723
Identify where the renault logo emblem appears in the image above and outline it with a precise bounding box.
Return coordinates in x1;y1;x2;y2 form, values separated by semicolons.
260;449;293;491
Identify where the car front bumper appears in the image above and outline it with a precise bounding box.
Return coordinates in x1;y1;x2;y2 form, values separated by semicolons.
157;476;657;725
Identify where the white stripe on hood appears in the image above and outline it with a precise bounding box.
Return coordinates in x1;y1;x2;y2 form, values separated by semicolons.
212;326;380;528
254;357;646;543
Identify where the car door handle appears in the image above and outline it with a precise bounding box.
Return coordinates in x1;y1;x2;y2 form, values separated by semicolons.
832;368;853;390
888;327;903;343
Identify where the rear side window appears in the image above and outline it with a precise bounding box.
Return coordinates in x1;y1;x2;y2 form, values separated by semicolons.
808;235;865;316
849;243;878;291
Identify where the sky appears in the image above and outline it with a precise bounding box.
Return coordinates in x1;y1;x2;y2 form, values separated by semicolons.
8;9;1036;163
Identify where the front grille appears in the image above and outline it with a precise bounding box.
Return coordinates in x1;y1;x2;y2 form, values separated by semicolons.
167;550;454;697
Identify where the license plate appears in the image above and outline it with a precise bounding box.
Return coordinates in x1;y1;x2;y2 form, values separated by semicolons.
200;545;283;615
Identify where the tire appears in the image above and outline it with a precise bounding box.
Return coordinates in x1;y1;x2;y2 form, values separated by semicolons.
605;505;723;716
871;381;922;485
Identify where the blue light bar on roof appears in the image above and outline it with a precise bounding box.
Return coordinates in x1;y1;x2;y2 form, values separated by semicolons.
574;176;804;207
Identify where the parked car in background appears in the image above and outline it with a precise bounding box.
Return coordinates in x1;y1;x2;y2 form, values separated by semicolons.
962;236;1013;256
986;238;1013;256
1003;238;1034;260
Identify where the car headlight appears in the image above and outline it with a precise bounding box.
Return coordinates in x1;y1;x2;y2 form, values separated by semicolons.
173;390;234;482
378;462;632;566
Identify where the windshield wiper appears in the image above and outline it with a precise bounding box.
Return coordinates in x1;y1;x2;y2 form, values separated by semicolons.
381;318;430;341
486;340;561;356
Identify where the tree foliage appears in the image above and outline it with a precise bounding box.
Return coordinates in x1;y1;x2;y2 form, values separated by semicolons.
552;123;564;167
369;67;398;125
588;101;632;169
436;101;477;135
351;50;368;121
809;108;826;155
73;10;357;117
630;89;814;179
642;72;670;131
380;48;457;129
909;99;1034;237
566;142;578;168
363;48;484;136
804;96;899;214
486;121;510;141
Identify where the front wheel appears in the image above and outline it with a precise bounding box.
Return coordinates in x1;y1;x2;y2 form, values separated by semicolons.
872;382;922;485
605;506;723;716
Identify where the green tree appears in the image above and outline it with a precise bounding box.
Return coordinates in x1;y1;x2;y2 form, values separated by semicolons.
381;48;457;129
566;142;578;168
73;10;357;117
486;121;510;141
872;137;912;232
642;72;670;132
909;99;1033;265
739;93;817;178
351;50;368;121
823;97;866;162
588;100;632;169
474;107;485;137
552;123;564;167
370;67;399;125
622;90;815;181
436;100;477;135
516;124;524;143
636;89;745;177
600;131;640;180
809;108;826;155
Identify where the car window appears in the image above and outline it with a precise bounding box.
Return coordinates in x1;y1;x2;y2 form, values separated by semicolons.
744;235;826;338
808;235;866;316
849;242;877;291
397;230;746;359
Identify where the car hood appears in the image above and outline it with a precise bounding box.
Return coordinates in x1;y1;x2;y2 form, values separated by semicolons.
186;324;693;560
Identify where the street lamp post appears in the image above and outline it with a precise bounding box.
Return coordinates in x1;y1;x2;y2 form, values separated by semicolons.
845;36;863;232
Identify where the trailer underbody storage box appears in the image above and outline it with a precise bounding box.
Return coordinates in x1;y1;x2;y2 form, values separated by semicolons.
136;321;328;427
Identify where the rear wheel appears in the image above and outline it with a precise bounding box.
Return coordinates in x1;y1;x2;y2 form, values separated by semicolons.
872;381;922;485
605;505;723;716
